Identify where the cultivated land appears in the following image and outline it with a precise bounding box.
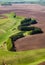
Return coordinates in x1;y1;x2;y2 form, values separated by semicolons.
0;4;45;65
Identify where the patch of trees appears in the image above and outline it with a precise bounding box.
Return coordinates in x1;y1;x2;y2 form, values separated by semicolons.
6;32;24;51
29;28;43;35
18;25;35;31
11;32;24;42
20;18;37;26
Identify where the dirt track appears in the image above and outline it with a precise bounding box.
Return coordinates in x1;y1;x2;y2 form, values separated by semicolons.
0;4;45;51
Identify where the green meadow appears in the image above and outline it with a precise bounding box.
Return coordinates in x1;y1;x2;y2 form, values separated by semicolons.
0;12;45;65
0;49;45;65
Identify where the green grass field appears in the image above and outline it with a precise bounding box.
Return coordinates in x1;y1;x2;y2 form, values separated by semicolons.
0;49;45;65
0;13;45;65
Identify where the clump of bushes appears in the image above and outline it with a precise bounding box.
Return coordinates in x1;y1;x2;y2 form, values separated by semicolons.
18;25;43;35
20;18;37;26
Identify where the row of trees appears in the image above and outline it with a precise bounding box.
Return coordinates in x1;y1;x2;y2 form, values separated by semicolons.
6;15;43;51
18;18;43;34
11;32;24;41
20;18;37;26
18;25;35;31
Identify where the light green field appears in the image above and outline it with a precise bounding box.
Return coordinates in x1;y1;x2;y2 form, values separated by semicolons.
0;49;45;65
0;13;45;65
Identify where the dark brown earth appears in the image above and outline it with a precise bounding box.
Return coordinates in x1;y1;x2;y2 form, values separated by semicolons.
38;62;45;65
0;4;45;51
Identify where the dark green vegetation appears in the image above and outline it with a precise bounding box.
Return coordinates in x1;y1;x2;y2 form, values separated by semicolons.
10;32;24;41
29;27;43;35
18;25;43;34
21;18;37;26
18;25;42;32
